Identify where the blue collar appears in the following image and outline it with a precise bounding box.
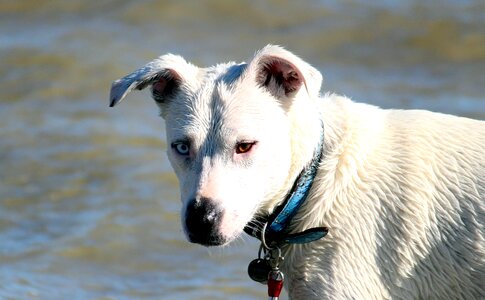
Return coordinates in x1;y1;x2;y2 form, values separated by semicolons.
244;124;328;247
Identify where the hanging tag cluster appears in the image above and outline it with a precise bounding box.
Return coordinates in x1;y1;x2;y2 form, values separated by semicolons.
248;245;285;299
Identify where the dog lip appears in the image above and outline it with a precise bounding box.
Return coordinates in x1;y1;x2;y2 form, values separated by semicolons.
188;233;227;247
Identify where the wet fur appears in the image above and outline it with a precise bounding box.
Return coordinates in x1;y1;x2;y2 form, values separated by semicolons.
110;45;485;299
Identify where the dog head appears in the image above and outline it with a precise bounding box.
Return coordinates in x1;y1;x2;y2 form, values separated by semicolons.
110;45;323;246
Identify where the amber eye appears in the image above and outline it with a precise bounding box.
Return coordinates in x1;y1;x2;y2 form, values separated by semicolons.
236;142;255;154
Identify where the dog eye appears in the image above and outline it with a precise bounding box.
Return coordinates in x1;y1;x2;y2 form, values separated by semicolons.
236;142;255;154
171;142;190;156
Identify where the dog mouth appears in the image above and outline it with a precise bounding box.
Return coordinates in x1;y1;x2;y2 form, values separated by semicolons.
187;232;227;246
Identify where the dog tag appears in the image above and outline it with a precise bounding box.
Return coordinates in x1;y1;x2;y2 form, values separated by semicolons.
247;258;271;284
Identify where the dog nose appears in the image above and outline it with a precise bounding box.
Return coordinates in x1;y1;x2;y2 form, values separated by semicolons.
185;197;225;246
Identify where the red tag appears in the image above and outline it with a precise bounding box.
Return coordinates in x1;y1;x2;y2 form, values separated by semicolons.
267;270;284;297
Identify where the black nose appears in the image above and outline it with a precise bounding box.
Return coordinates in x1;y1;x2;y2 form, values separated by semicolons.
185;197;225;246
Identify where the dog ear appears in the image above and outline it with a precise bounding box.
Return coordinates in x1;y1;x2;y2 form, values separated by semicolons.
249;45;322;99
109;54;196;107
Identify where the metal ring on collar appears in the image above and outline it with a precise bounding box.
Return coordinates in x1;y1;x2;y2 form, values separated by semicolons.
260;222;273;250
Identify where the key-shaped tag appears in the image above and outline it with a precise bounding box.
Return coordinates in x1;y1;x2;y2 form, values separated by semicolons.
268;269;284;300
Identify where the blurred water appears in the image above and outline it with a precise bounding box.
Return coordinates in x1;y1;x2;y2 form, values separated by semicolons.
0;1;484;299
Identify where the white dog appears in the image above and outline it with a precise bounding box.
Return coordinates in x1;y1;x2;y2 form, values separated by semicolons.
110;45;484;299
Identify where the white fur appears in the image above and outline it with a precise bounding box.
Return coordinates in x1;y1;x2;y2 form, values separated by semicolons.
110;45;485;299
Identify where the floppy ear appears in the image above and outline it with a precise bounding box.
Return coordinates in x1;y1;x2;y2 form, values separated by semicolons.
248;45;322;99
109;54;196;107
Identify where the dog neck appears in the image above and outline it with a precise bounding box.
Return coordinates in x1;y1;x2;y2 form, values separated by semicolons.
244;122;328;247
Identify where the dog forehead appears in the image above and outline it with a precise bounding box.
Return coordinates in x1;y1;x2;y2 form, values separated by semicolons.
167;62;256;129
166;63;250;136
